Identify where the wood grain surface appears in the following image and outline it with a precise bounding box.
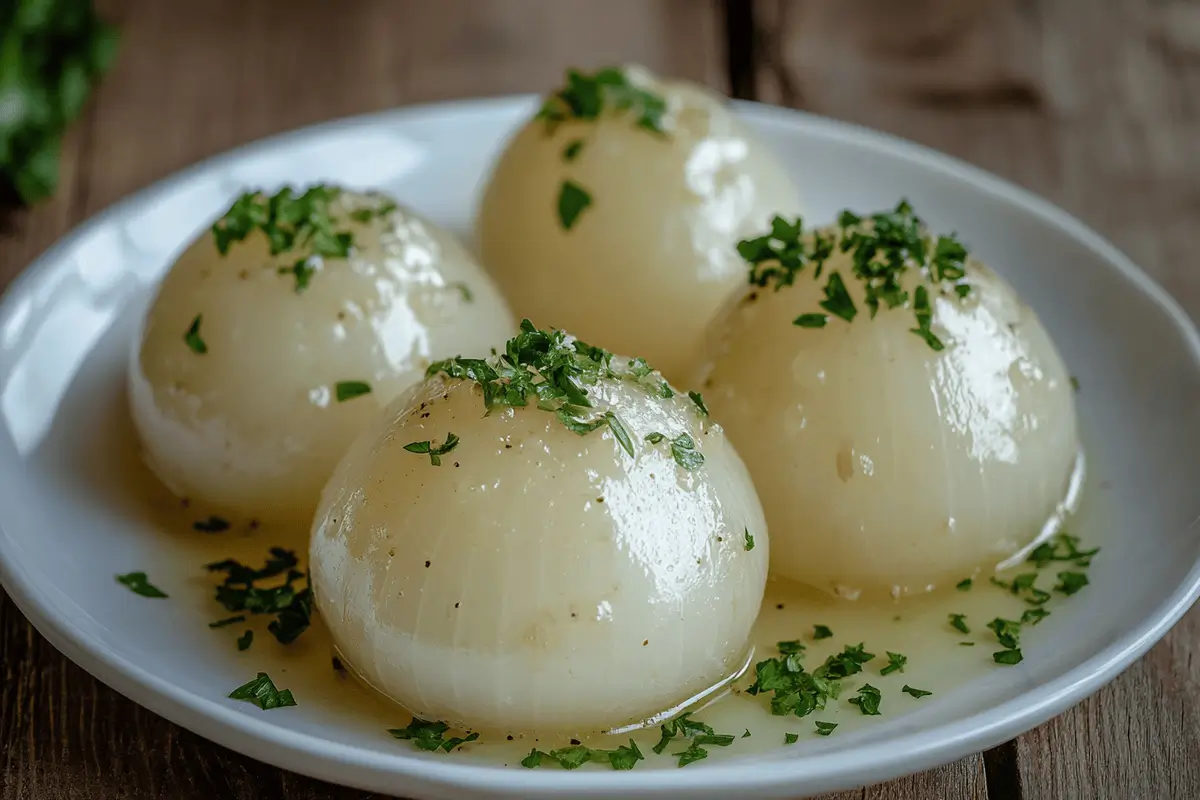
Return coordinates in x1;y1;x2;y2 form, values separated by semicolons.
0;0;1196;798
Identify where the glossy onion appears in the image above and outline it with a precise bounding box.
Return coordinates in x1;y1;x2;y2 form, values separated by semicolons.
695;213;1081;599
310;344;768;734
477;65;801;384
129;187;514;529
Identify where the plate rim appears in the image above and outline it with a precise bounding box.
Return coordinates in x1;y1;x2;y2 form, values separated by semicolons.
0;94;1198;798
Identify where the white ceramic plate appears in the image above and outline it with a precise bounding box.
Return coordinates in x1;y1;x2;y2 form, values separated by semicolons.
0;98;1198;800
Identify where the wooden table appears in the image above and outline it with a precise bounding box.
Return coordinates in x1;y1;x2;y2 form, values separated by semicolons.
1;1;1197;797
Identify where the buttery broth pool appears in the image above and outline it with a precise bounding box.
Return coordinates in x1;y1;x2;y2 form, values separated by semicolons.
126;438;1098;771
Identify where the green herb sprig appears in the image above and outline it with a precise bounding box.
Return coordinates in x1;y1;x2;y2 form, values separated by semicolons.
644;431;705;470
1;0;119;205
521;739;644;770
388;717;479;753
228;672;296;710
115;572;167;598
403;432;460;466
651;713;736;767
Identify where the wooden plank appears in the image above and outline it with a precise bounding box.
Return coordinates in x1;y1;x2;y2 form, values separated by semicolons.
754;0;1200;798
0;2;725;799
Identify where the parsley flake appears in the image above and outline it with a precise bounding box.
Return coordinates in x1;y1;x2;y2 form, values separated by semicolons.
949;613;970;634
812;625;833;640
993;649;1024;665
403;432;460;467
193;515;230;533
557;179;592;230
814;721;838;736
206;548;311;645
228;672;295;710
687;390;709;417
563;139;584;161
388;717;479;753
744;528;755;551
335;381;372;402
814;643;875;680
115;572;167;598
1027;532;1100;568
784;732;799;744
184;314;207;354
211;186;365;292
536;67;668;136
902;685;933;699
644;431;705;470
879;651;907;676
521;740;643;770
236;630;253;651
956;578;973;590
848;683;882;715
208;616;244;628
1054;571;1089;596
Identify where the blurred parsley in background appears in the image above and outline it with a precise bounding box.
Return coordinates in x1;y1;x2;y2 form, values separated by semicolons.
0;0;117;206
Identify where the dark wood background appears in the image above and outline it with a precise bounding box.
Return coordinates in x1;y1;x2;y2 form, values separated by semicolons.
1;1;1198;797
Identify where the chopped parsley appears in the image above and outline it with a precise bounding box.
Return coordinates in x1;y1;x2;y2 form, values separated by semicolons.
1070;376;1081;391
741;729;751;738
993;649;1024;665
211;186;383;291
537;67;669;231
1021;607;1051;626
745;641;840;719
687;391;709;417
206;548;312;646
949;613;970;634
990;572;1051;606
743;528;755;551
644;431;705;471
956;578;973;591
987;617;1024;665
427;320;642;458
193;515;230;533
184;314;207;354
208;616;245;628
403;432;460;467
1055;571;1089;596
812;625;833;640
335;381;372;402
1027;532;1100;568
115;572;167;598
735;201;973;351
536;67;668;135
777;640;805;655
521;739;643;770
879;651;907;676
814;721;837;736
228;672;296;710
848;683;882;715
557;179;592;230
784;732;799;744
813;643;875;680
902;685;933;699
388;717;479;753
236;630;253;651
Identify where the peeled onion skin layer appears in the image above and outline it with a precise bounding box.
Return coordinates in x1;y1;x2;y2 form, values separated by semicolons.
310;370;768;735
696;226;1080;600
129;189;515;531
477;66;801;385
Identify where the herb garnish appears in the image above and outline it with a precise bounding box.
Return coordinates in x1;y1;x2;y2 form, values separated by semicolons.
736;201;973;350
812;625;833;640
211;186;389;291
987;617;1024;665
644;431;705;470
1054;571;1089;596
537;67;669;231
848;683;882;715
687;391;709;417
813;643;875;680
744;528;755;551
208;616;245;628
557;180;592;230
902;685;933;699
335;381;372;402
388;717;479;753
990;572;1051;606
428;320;651;459
784;732;799;744
652;713;735;767
403;432;460;466
814;721;837;736
206;548;312;646
236;630;253;651
745;641;840;719
193;515;230;533
1;1;119;205
228;672;296;710
956;578;973;591
949;613;970;634
521;740;644;770
1027;532;1100;568
1021;607;1051;626
115;572;167;598
184;314;207;354
879;651;907;676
